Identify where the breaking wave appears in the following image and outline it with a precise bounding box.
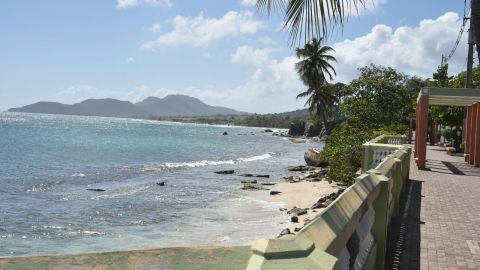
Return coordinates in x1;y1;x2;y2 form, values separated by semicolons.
143;152;274;172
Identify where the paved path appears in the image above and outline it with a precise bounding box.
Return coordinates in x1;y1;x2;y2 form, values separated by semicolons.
385;145;480;270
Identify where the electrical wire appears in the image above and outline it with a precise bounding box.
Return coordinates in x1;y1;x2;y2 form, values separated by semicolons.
442;0;469;65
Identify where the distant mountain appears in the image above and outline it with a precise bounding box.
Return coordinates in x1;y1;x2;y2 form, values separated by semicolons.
8;95;247;118
135;95;244;116
268;108;310;117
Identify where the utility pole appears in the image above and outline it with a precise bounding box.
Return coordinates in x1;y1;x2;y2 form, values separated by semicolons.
466;0;475;88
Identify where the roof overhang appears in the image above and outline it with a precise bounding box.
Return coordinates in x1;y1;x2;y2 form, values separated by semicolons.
418;87;480;106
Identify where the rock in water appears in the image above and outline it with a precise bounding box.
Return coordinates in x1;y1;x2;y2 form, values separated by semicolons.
278;228;291;237
255;174;270;178
264;129;273;132
291;216;299;223
287;207;308;216
222;131;228;135
156;181;165;186
214;170;234;174
86;188;105;192
241;183;268;190
239;173;254;177
270;191;282;195
288;165;315;172
304;148;329;167
240;180;257;184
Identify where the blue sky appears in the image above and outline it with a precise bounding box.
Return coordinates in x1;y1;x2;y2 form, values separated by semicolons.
0;0;469;113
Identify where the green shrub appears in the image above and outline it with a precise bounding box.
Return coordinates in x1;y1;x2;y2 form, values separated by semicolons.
323;123;404;185
442;128;454;142
288;120;306;136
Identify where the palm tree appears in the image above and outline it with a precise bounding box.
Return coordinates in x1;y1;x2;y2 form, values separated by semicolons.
295;38;337;132
256;0;366;45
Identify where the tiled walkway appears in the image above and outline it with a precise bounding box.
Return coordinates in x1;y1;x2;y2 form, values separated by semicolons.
385;145;480;270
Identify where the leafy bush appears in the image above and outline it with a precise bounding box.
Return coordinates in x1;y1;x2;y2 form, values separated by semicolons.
288;120;306;136
323;123;404;185
442;128;454;142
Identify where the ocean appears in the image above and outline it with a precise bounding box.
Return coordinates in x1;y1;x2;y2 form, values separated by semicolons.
0;112;320;256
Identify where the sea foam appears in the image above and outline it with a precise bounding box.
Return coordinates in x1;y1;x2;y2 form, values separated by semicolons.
143;152;275;172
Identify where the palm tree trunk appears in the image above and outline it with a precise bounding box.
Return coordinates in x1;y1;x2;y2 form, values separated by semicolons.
319;106;329;134
473;0;480;64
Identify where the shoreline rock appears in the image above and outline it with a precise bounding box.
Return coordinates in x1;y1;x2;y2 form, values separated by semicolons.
214;170;235;174
304;148;328;167
86;188;105;192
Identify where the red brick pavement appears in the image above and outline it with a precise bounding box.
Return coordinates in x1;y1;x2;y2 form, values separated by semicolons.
386;145;480;270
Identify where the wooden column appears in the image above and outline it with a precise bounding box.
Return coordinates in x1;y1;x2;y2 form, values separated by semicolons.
408;119;413;144
414;104;419;159
471;104;478;165
416;95;429;169
468;105;475;165
430;123;436;145
475;102;480;167
466;106;472;162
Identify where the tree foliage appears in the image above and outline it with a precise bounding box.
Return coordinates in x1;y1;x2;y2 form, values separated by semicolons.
256;0;366;45
340;64;416;130
295;38;337;132
321;65;417;184
427;65;480;128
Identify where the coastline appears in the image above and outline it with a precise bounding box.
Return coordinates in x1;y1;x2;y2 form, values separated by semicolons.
1;112;330;256
270;180;342;234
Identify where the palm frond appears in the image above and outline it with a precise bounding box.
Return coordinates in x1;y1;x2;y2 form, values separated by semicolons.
257;0;365;46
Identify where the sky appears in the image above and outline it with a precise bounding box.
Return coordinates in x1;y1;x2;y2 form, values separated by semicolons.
0;0;471;113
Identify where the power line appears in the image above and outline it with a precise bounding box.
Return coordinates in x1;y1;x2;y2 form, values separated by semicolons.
441;0;469;66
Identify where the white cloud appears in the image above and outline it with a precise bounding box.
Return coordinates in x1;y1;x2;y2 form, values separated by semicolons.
332;12;467;82
53;85;174;104
116;0;173;9
230;46;274;65
54;85;123;104
240;0;256;6
141;11;264;49
356;0;387;15
51;12;467;114
126;57;135;64
149;23;162;34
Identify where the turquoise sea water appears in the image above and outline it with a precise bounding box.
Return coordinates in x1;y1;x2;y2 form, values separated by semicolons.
0;112;320;256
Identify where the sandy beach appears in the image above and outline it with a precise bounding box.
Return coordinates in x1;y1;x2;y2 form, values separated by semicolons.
266;168;345;235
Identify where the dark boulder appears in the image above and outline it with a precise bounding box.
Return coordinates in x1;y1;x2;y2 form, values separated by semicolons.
86;188;105;192
214;170;235;174
287;165;315;172
291;216;299;223
264;129;273;132
287;207;308;216
304;149;329;167
222;131;228;135
239;173;254;177
278;228;291;237
240;180;257;184
241;183;268;190
156;181;165;186
270;191;282;195
256;174;270;178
